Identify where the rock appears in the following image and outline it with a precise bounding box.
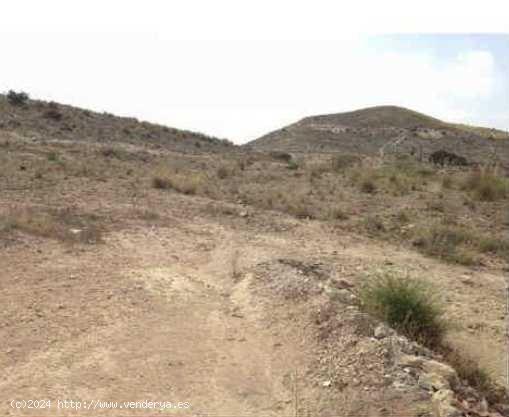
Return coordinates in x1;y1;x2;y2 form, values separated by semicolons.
374;324;391;339
331;278;354;289
398;354;425;368
422;360;458;386
322;380;332;387
432;389;462;417
330;288;357;304
392;381;408;391
239;210;248;218
69;228;82;235
418;372;450;391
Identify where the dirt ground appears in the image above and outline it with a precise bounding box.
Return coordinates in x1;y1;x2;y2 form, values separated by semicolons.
1;174;507;416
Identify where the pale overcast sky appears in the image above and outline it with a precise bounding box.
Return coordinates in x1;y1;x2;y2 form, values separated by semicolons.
1;1;507;143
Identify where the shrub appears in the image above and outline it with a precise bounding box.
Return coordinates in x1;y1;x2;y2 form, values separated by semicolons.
413;225;478;265
287;160;299;170
270;151;292;163
152;168;204;195
331;154;360;171
43;109;63;121
47;151;59;162
1;207;103;244
101;147;119;158
363;216;385;236
360;271;446;347
360;177;377;194
464;169;508;201
442;347;507;404
478;236;509;259
329;207;349;221
216;165;232;179
441;175;454;189
6;90;29;106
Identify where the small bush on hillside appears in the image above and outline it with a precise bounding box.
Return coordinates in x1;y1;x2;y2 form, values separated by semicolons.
217;165;232;179
47;151;59;162
152;168;204;195
360;271;446;347
331;154;360;171
463;169;508;201
101;147;119;158
478;236;509;259
43;109;63;121
363;216;385;236
329;207;349;221
443;347;507;404
270;151;292;163
441;175;454;189
6;90;29;106
413;225;478;265
287;160;299;170
1;207;103;244
360;177;377;194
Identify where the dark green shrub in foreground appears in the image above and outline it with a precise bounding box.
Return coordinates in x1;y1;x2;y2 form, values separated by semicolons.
360;271;446;347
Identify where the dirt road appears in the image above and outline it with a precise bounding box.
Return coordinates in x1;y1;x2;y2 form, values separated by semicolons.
1;192;507;416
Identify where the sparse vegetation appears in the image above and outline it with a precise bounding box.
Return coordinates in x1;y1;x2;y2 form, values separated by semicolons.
217;165;233;179
287;159;299;170
47;151;59;162
270;151;292;162
6;90;29;106
0;207;103;244
412;224;478;265
463;168;508;201
152;167;204;195
359;177;377;193
331;154;360;171
43;108;63;121
2;98;509;409
360;270;446;347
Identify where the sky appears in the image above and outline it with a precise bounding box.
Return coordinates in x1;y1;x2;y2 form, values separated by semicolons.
1;1;508;143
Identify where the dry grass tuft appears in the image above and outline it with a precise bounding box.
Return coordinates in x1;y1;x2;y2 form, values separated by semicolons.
463;167;508;201
0;207;103;244
152;167;205;195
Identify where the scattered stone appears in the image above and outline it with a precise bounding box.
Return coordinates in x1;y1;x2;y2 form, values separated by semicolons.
374;324;390;339
398;354;425;368
432;389;462;417
422;360;458;387
330;278;354;289
418;372;450;391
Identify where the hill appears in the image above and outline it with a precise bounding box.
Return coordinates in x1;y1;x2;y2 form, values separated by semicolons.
0;93;234;153
247;105;509;166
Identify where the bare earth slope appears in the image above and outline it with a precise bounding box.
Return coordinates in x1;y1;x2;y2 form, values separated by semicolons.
247;106;509;167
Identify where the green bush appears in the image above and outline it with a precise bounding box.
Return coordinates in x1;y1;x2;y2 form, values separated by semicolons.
331;154;360;171
360;271;446;346
287;160;299;170
6;90;29;106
